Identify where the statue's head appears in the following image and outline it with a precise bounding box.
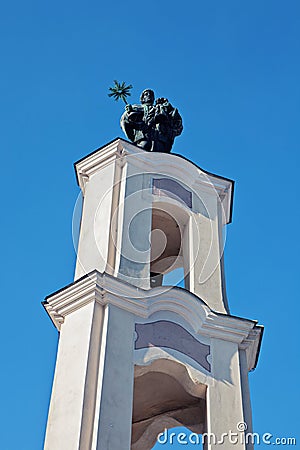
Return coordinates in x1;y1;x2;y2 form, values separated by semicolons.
140;89;155;105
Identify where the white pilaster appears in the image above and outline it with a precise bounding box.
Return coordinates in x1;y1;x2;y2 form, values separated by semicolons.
205;339;246;450
44;301;102;449
95;305;135;449
44;276;136;450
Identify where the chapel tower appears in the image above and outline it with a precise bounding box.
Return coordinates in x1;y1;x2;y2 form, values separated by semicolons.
43;137;262;450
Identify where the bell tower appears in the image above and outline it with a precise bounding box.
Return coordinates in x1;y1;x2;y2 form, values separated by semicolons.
43;137;263;450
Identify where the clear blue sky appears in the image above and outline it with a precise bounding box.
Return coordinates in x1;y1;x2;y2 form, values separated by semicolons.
1;0;299;448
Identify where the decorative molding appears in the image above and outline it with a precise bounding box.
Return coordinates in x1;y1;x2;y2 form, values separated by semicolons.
240;326;263;371
43;270;262;371
75;140;125;193
74;139;233;224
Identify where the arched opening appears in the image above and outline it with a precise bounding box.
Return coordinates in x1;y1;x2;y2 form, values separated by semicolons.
150;204;188;289
131;360;206;450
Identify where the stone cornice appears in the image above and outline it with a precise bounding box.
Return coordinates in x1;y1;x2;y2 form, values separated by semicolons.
74;138;234;224
74;139;125;192
43;271;262;371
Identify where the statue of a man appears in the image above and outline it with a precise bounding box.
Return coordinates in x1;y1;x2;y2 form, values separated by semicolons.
120;89;183;153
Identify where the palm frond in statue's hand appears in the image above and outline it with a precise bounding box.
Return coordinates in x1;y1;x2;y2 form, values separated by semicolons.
108;80;133;105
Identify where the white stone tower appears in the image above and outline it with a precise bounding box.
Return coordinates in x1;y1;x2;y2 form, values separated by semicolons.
43;138;263;450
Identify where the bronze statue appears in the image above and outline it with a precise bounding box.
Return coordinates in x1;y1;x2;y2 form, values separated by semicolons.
120;89;183;153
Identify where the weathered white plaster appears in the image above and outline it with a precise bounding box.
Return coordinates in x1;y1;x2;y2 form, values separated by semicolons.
206;338;246;450
239;349;254;450
44;292;135;450
75;159;117;278
44;301;102;449
187;190;227;312
95;304;135;450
